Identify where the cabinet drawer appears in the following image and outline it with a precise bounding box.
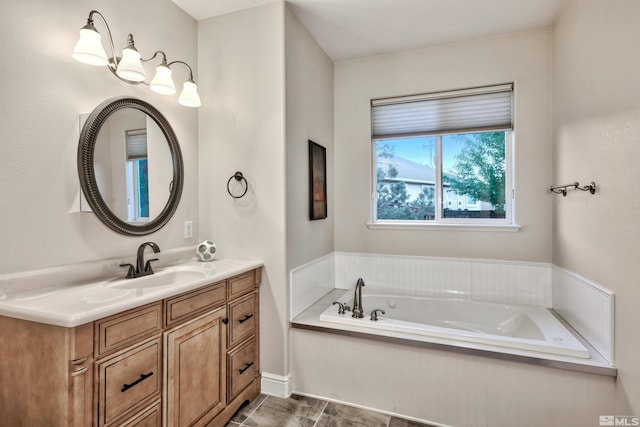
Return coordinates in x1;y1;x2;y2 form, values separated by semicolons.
228;293;256;348
227;271;255;300
119;401;161;427
95;302;162;357
96;337;162;427
165;281;226;327
227;337;256;401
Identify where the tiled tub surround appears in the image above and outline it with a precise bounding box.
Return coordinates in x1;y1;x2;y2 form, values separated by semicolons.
290;253;617;427
290;252;614;366
552;266;615;364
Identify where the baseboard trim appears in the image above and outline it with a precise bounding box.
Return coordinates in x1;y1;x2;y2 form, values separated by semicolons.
260;372;292;398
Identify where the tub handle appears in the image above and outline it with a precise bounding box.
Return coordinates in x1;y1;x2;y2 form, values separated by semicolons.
333;301;346;314
370;308;386;321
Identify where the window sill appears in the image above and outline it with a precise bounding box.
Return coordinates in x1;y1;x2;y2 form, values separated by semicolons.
366;222;521;232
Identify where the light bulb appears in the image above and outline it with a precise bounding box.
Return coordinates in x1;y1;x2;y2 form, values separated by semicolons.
116;46;145;82
72;26;108;66
150;64;176;95
178;80;201;107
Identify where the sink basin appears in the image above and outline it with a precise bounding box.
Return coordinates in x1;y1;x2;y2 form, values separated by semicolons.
106;266;208;290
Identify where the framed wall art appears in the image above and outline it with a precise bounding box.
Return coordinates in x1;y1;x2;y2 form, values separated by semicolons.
308;140;327;220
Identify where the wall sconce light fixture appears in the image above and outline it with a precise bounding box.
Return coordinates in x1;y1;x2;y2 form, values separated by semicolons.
72;10;201;107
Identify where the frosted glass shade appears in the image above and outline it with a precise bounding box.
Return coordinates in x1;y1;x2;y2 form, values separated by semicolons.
150;65;176;95
178;81;201;107
72;27;108;66
116;47;145;82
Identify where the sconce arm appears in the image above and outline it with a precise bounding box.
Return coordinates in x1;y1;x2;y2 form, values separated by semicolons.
142;50;169;65
167;60;196;82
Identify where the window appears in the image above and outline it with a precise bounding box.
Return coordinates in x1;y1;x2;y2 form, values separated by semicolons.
371;84;514;227
125;129;149;222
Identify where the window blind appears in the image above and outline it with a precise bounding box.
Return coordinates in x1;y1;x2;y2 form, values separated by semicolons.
371;83;513;139
126;129;148;160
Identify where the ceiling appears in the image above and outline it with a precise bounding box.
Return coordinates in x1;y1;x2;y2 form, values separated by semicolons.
171;0;566;62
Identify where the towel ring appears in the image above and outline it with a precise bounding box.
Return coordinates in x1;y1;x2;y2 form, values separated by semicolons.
227;171;248;199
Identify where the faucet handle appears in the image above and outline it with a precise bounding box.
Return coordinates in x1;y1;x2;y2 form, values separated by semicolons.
144;258;159;273
119;263;136;279
370;308;386;321
332;301;346;314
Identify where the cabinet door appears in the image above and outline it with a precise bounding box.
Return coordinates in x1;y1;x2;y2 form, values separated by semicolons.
164;307;227;427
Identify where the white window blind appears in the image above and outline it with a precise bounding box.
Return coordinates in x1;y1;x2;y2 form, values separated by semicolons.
126;129;147;160
371;83;513;139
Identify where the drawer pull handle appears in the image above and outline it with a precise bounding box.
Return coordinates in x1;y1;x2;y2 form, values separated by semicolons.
238;314;254;324
121;372;154;393
238;362;253;374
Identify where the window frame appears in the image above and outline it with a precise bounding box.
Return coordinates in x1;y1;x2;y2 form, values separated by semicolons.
125;129;150;223
368;130;518;232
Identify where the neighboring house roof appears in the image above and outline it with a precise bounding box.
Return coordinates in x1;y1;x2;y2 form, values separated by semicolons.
378;156;435;184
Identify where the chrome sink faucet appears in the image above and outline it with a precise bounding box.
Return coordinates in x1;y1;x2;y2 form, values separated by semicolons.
352;278;365;318
120;242;161;279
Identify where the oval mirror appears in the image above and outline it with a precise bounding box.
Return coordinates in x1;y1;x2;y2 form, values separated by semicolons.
78;97;184;236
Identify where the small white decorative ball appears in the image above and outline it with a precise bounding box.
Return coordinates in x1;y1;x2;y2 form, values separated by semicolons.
196;240;217;261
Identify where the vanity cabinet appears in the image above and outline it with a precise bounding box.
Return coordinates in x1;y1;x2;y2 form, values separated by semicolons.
0;267;261;427
164;307;226;426
0;316;94;427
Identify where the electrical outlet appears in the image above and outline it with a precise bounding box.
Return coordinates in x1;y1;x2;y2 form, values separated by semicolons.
184;221;193;239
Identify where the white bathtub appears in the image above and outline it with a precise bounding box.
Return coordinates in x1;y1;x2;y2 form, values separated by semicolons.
319;290;590;359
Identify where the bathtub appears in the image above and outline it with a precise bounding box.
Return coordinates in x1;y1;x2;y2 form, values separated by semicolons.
319;290;590;359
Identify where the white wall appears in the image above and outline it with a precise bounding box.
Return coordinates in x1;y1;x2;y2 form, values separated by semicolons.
552;0;640;414
334;29;553;262
0;0;199;274
197;3;288;378
284;7;334;272
291;329;615;427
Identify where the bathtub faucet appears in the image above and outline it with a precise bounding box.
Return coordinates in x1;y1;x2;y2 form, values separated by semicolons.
352;278;365;318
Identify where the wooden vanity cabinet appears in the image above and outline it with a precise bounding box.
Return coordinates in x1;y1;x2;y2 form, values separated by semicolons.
0;268;261;427
0;316;94;427
164;307;227;426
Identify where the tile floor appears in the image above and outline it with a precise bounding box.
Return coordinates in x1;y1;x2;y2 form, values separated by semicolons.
225;394;435;427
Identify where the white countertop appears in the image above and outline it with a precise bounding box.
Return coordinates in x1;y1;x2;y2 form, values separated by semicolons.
0;256;263;328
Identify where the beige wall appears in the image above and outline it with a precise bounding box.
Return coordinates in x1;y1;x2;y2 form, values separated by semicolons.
291;328;615;427
197;3;334;379
0;0;199;275
284;7;334;271
197;3;288;377
553;0;640;414
334;29;554;262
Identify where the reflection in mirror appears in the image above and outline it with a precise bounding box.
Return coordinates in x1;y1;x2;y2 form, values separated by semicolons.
78;97;183;236
93;109;173;223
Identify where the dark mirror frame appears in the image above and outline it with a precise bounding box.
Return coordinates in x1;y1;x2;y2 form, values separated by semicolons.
78;96;184;236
